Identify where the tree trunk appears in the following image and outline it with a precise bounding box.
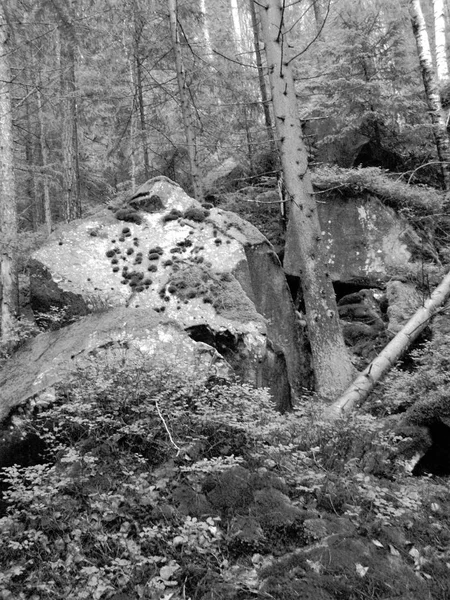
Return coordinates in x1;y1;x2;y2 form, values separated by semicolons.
230;0;244;56
326;268;450;419
168;0;203;201
37;84;52;236
249;0;276;154
60;33;81;221
51;0;82;222
199;0;212;56
433;0;449;84
0;7;19;345
25;89;39;230
129;56;137;193
410;0;450;190
313;0;323;32
258;0;354;399
132;8;150;181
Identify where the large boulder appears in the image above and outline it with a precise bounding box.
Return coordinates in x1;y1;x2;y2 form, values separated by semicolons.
21;177;311;416
284;192;423;283
0;308;232;423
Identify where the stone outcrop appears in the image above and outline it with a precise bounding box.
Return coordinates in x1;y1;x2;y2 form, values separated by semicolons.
284;192;424;283
0;308;233;423
385;280;422;334
11;177;311;419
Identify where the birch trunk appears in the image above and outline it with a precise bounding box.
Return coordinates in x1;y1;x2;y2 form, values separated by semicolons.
168;0;203;201
0;7;19;345
326;268;450;419
258;0;354;399
433;0;449;83
410;0;450;190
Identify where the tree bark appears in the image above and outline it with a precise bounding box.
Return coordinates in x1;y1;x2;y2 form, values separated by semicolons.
410;0;450;190
313;0;323;33
199;0;212;57
249;0;276;153
37;84;52;236
168;0;203;201
326;268;450;419
0;7;19;345
258;0;354;399
433;0;449;84
230;0;244;56
132;5;150;181
52;0;81;221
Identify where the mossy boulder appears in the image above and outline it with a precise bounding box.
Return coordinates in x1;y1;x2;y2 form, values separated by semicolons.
21;178;311;417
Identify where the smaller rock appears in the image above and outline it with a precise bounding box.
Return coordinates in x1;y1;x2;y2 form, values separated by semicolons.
386;281;421;333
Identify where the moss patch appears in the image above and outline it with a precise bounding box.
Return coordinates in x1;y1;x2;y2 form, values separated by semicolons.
115;208;143;225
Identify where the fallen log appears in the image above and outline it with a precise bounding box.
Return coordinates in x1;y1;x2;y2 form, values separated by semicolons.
325;268;450;419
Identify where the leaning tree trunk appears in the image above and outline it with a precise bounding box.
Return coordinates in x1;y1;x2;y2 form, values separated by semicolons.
326;268;450;419
410;0;450;190
168;0;203;201
258;0;354;399
0;7;19;346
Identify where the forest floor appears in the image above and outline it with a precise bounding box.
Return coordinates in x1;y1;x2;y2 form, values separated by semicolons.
0;347;449;600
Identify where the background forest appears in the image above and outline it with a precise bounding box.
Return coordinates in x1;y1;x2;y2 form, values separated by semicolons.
2;0;449;230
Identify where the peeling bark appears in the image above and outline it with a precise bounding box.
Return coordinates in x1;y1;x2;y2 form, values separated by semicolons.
258;0;354;399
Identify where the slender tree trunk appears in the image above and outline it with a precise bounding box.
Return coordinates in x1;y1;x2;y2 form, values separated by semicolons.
23;9;39;230
258;0;354;399
168;0;203;200
0;7;19;345
25;90;39;230
51;0;82;223
433;0;449;83
129;56;137;193
249;0;275;153
37;84;52;236
230;0;244;56
313;0;323;32
60;31;81;221
132;9;150;181
410;0;450;190
199;0;212;56
326;268;450;419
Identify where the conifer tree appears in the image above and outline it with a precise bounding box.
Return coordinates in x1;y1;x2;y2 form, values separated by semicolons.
0;7;19;345
258;0;354;399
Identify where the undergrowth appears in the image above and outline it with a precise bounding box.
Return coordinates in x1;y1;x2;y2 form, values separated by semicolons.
0;349;448;599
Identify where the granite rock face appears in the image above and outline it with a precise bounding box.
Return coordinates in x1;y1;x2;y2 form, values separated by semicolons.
0;308;232;423
19;178;311;417
284;193;423;283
